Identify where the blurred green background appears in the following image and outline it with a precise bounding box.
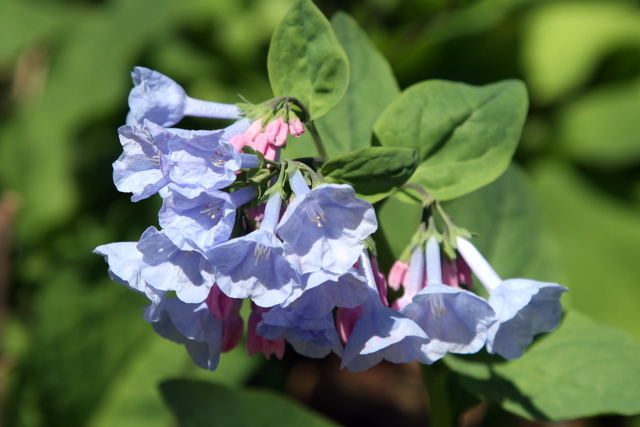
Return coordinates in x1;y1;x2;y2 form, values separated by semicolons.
2;0;640;426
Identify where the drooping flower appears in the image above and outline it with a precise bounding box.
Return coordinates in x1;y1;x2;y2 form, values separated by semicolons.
246;304;285;360
257;305;343;358
136;226;214;304
127;67;241;127
456;237;568;360
151;298;223;371
93;241;166;322
388;260;409;291
144;121;259;198
158;186;256;254
277;170;378;276
113;119;256;202
402;237;496;364
283;268;368;320
210;191;299;307
205;285;244;353
340;252;430;372
113;124;172;202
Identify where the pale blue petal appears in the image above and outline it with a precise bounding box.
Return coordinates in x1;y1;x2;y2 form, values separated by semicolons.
487;279;568;360
277;184;377;275
137;227;213;303
93;241;167;322
211;230;298;307
152;299;223;371
341;289;429;372
403;283;495;363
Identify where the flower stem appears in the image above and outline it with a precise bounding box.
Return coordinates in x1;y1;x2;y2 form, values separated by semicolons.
422;363;457;427
306;120;329;159
287;97;328;159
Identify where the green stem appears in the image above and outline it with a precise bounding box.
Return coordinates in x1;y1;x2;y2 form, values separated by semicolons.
287;97;328;159
422;363;457;427
401;183;435;207
305;120;328;159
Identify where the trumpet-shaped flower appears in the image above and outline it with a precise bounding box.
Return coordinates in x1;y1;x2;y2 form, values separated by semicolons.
144;121;259;198
152;298;223;371
127;67;241;127
210;192;299;307
284;268;368;320
456;237;568;360
136;226;214;304
402;237;495;364
257;306;343;358
158;186;256;254
93;240;166;322
113;124;172;202
277;171;377;276
340;253;429;372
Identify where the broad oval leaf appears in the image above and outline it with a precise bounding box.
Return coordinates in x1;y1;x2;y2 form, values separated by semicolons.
267;0;349;120
320;146;419;203
442;164;562;283
160;380;338;427
374;79;528;201
315;12;400;157
447;311;640;420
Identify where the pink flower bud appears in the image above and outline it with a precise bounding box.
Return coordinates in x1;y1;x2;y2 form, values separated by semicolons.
244;203;265;223
264;117;282;143
206;285;242;321
336;305;365;344
229;134;251;152
247;304;285;360
441;257;461;289
274;120;289;147
370;256;389;307
252;133;269;154
221;313;243;353
388;260;409;291
246;120;264;139
456;256;474;289
288;117;304;137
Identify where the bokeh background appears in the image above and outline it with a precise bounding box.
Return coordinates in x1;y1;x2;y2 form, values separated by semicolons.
1;0;640;426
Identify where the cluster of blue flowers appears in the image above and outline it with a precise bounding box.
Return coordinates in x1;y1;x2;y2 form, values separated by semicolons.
95;68;567;372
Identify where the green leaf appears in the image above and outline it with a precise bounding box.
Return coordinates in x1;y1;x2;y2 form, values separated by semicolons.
267;0;349;120
89;333;261;427
532;160;640;340
160;380;339;427
314;12;399;157
320;147;419;203
521;1;640;104
376;164;561;282
557;79;640;166
447;311;640;420
374;79;528;201
442;164;562;283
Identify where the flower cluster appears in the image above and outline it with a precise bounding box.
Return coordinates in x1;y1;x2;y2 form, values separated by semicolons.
95;68;567;372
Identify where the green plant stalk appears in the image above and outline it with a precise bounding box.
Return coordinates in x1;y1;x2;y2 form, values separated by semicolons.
423;363;457;427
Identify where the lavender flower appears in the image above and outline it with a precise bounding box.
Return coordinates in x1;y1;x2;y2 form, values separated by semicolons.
127;67;241;127
456;236;568;360
402;237;496;363
277;170;377;276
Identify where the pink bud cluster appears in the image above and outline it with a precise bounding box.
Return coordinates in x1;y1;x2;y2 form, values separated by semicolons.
229;116;304;161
